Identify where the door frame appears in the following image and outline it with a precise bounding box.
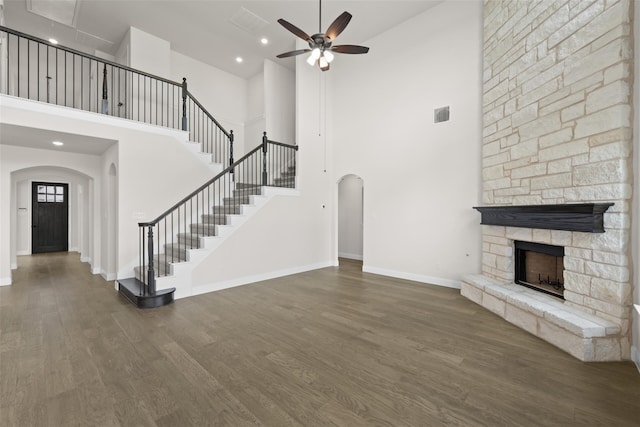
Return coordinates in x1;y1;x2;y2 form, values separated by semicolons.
31;181;69;254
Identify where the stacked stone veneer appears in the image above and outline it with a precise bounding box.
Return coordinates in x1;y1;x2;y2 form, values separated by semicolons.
462;0;635;361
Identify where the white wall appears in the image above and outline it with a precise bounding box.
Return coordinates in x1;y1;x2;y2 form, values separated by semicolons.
115;29;130;67
129;27;171;79
246;71;265;150
264;59;295;145
338;175;363;260
101;144;118;280
330;0;483;287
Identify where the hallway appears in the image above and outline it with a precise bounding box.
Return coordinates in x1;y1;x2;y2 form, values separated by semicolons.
1;253;639;426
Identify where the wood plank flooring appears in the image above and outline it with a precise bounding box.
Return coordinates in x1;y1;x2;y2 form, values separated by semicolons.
1;252;639;426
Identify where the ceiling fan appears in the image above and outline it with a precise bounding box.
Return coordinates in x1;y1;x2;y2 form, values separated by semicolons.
276;0;370;71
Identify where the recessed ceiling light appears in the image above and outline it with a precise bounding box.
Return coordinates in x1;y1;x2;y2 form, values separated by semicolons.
236;57;243;63
260;38;268;45
49;38;59;45
52;141;64;146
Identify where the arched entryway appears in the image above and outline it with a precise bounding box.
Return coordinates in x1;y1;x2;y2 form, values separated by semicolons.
10;166;95;273
338;174;364;267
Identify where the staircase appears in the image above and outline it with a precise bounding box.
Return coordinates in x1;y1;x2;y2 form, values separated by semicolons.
0;25;299;309
117;138;298;308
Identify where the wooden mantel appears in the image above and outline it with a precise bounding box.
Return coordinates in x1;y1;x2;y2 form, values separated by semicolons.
473;203;614;233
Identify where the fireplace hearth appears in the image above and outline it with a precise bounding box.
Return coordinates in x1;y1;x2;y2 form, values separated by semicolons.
514;241;564;299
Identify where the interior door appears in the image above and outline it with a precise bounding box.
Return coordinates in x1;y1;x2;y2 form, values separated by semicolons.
32;182;69;254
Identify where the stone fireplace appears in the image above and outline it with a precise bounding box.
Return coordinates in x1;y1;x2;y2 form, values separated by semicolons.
462;1;634;361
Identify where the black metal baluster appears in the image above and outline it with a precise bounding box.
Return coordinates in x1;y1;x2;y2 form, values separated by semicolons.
171;212;174;267
72;54;75;108
181;77;187;131
262;132;268;186
55;47;58;105
37;43;39;101
27;40;29;99
64;51;67;106
17;36;20;97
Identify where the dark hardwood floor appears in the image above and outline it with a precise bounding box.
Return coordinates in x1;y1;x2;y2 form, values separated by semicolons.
1;253;638;426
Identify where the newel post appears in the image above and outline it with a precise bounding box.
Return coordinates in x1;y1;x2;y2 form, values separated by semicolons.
181;77;188;131
262;132;268;186
147;226;156;295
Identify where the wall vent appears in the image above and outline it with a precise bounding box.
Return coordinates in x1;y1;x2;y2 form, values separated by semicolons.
229;7;269;35
434;106;450;123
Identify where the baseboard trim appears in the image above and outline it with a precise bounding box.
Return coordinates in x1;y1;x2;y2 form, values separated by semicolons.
11;263;17;270
190;261;334;298
0;277;12;286
16;250;30;256
91;267;100;275
362;265;461;289
81;256;91;263
632;345;639;373
100;271;117;281
338;252;363;261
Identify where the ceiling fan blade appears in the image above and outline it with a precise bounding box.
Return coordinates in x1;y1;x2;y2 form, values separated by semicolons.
277;49;311;59
331;45;370;54
325;12;352;40
277;19;312;42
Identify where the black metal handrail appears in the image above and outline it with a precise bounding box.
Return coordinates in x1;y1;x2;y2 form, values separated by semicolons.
137;134;298;295
0;25;232;164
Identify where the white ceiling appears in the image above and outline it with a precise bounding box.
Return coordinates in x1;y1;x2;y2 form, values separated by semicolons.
3;0;444;79
0;123;117;155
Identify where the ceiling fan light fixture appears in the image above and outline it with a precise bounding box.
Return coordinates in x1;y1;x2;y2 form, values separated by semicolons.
319;56;329;68
323;50;334;63
306;55;317;66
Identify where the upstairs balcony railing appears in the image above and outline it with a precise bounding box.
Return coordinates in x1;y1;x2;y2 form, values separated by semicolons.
0;25;233;165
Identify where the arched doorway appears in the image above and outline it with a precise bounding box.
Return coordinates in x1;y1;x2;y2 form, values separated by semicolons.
338;174;364;267
10;166;94;273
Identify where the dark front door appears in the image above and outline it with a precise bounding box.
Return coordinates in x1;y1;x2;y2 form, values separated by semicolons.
32;182;69;254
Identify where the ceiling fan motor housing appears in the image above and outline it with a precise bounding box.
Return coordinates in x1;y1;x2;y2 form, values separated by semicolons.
310;34;332;49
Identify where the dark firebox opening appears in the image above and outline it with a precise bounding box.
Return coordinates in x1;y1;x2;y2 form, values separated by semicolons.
514;241;565;299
